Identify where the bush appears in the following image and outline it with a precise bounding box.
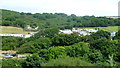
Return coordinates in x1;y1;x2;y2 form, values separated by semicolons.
65;42;90;57
21;54;45;68
41;57;94;66
2;59;21;67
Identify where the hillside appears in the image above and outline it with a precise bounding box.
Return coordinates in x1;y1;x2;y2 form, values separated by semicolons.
1;9;120;30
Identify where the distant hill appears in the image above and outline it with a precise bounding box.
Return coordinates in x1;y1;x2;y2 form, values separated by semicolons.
1;9;120;29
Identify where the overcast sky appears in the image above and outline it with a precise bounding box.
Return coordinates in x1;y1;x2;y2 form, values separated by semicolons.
0;0;119;16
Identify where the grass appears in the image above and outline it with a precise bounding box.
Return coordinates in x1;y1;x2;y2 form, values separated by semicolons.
79;26;119;32
0;26;30;34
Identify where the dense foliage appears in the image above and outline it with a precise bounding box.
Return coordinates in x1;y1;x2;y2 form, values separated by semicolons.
2;28;120;67
1;9;120;67
1;9;120;29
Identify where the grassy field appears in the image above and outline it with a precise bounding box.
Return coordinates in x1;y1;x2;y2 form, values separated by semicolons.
0;26;30;34
79;26;119;32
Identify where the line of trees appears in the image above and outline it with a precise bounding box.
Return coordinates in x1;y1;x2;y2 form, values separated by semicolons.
1;9;120;29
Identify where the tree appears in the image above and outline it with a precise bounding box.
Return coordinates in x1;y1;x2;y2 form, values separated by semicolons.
52;33;81;46
21;54;45;68
47;46;67;59
38;49;49;60
2;59;21;67
91;30;110;40
65;42;90;58
17;38;52;54
32;27;59;39
2;37;25;50
88;49;103;63
90;38;119;61
17;41;36;53
33;38;52;49
113;29;120;40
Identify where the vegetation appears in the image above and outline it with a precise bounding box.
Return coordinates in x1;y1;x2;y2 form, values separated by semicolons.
2;29;120;67
1;9;120;67
2;59;21;67
41;57;94;66
0;26;24;34
80;26;118;32
0;26;30;34
1;9;120;29
21;54;45;68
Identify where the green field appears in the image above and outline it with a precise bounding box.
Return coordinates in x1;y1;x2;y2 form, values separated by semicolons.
80;26;119;32
0;26;30;34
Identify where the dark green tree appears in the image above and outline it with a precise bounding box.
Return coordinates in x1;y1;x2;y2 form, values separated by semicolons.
52;33;81;46
21;54;45;68
91;30;110;40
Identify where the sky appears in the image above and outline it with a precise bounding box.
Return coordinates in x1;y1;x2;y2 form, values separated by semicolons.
0;0;119;16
